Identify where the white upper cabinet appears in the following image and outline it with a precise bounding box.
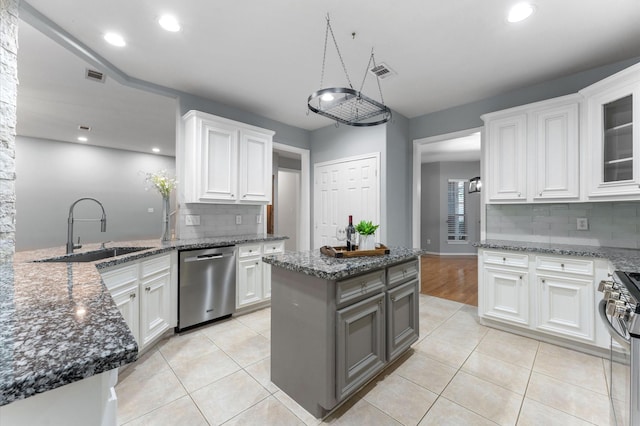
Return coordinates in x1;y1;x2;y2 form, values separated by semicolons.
485;113;528;202
531;101;580;200
581;65;640;199
182;110;274;204
482;94;581;204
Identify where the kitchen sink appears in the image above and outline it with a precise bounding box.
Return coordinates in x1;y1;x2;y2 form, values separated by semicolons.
35;246;153;263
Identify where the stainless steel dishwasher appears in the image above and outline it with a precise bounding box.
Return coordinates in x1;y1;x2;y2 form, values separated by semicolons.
177;245;236;331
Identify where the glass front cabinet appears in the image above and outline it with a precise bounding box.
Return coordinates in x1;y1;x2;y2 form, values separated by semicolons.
582;70;640;198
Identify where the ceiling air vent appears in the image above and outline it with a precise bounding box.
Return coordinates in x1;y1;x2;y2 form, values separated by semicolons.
369;63;397;80
85;68;106;83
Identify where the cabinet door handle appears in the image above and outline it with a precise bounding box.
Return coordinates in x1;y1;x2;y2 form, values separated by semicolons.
539;192;543;196
255;262;259;265
519;276;523;280
391;296;396;302
130;293;136;299
560;263;565;268
145;286;151;292
518;192;521;197
231;193;235;198
541;279;545;284
503;257;506;262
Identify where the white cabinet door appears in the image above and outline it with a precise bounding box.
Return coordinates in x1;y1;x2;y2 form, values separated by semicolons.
532;102;580;200
239;129;272;203
486;114;528;202
584;82;640;198
199;119;239;202
139;270;172;348
238;257;263;307
482;266;529;326
111;284;140;344
536;274;594;342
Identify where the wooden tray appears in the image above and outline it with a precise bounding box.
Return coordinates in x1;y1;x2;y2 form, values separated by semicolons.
320;244;390;258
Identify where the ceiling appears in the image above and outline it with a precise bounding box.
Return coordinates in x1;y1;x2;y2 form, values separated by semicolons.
15;0;640;157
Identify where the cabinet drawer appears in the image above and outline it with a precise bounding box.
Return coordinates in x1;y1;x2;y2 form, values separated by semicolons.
336;271;386;307
141;254;171;277
387;260;419;288
100;264;138;290
239;244;262;258
263;240;285;254
484;251;529;268
535;256;594;276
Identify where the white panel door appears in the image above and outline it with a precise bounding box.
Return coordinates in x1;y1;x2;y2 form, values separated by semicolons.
314;154;380;249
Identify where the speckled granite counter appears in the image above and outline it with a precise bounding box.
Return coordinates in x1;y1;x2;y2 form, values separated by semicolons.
1;233;286;406
262;246;425;280
474;239;640;272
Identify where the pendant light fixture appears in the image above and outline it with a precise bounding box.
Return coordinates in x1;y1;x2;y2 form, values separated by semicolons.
307;15;391;127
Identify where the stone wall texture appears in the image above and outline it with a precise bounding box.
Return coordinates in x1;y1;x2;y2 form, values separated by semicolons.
0;0;19;258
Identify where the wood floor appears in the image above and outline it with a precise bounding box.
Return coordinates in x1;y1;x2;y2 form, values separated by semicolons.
420;254;478;306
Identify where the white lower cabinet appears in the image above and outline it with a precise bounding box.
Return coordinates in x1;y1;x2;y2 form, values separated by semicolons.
100;252;177;351
535;273;594;341
482;265;529;326
237;241;284;309
479;248;608;349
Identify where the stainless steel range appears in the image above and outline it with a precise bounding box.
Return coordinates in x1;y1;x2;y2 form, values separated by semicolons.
598;271;640;426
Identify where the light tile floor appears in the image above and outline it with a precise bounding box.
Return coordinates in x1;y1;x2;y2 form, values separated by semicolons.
116;295;617;425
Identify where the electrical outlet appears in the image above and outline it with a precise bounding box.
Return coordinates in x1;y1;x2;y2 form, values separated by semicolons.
185;215;200;226
256;215;262;224
577;217;589;231
147;207;154;213
427;239;431;244
235;215;242;225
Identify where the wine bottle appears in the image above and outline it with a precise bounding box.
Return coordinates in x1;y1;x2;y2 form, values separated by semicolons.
346;215;355;251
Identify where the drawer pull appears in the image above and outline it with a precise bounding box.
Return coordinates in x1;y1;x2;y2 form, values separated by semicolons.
519;276;523;280
561;264;565;268
129;293;136;299
503;257;506;262
542;279;545;283
145;286;151;292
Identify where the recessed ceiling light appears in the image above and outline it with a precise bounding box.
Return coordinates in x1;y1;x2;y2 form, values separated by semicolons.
507;2;535;23
158;14;181;32
104;32;126;47
152;147;161;153
77;136;88;142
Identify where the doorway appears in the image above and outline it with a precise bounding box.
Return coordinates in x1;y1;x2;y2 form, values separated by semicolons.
413;128;482;305
277;169;300;251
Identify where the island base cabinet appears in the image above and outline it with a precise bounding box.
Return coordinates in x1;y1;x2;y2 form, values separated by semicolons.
336;293;386;400
386;279;420;361
271;259;420;419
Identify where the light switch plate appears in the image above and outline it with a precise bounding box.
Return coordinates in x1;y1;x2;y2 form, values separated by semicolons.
185;215;200;226
235;215;242;225
577;217;589;231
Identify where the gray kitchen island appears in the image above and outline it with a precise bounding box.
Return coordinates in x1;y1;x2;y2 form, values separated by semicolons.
262;247;423;418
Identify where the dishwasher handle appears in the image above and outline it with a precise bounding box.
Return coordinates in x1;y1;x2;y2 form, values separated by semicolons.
184;252;235;262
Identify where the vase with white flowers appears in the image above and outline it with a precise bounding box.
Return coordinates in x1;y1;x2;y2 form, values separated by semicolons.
144;170;177;241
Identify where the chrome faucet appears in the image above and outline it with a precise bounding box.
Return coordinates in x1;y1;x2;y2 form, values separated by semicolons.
67;198;107;254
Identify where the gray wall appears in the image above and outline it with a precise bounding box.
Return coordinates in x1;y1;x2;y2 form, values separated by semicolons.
15;136;175;250
421;161;480;254
410;56;640;141
421;163;441;251
385;113;412;247
486;202;640;249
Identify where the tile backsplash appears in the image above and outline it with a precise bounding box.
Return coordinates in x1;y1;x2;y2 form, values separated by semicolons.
177;204;264;240
486;202;640;248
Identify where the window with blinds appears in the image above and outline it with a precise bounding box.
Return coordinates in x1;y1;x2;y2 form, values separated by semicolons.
447;179;467;242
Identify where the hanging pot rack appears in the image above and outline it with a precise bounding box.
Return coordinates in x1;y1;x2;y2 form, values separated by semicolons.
307;15;391;127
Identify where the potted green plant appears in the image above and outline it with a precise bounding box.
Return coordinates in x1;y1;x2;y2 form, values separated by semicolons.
354;220;379;250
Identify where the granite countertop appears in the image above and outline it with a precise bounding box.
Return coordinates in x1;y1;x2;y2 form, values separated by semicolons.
262;246;425;280
1;233;286;406
475;239;640;272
